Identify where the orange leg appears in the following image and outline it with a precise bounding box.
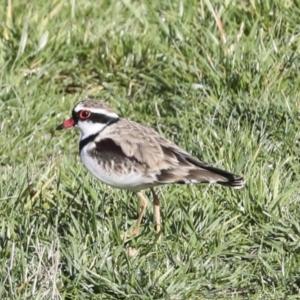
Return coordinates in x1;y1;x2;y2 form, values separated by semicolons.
132;192;148;235
151;188;161;234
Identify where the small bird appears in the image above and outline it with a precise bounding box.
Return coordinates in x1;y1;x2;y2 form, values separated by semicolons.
56;99;244;237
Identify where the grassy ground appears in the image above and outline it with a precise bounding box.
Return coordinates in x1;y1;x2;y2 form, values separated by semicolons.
1;0;300;298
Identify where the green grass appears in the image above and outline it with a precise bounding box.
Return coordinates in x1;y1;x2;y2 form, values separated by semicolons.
1;0;300;298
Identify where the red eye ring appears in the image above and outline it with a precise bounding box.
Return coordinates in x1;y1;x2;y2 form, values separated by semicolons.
79;110;91;120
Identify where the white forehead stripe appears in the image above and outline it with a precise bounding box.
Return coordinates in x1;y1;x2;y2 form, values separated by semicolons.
74;104;119;119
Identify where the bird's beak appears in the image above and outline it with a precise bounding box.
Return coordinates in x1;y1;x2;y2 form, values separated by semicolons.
56;117;76;130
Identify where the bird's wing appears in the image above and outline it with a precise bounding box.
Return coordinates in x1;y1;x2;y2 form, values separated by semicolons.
94;119;244;188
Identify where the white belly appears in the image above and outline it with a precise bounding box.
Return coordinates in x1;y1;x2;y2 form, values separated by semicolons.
80;146;153;192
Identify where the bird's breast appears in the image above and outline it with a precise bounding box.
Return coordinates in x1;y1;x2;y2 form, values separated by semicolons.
79;144;154;191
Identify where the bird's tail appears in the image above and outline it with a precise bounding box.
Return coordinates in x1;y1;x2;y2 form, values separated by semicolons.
184;156;245;189
156;146;245;189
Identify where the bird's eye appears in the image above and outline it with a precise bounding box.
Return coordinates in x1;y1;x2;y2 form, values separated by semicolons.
79;110;91;120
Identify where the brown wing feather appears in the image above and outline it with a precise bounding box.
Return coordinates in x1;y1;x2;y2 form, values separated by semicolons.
99;119;176;170
156;146;244;188
96;119;244;189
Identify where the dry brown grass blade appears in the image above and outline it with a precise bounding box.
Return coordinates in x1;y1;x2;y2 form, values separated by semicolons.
30;175;56;202
4;0;12;40
204;0;226;44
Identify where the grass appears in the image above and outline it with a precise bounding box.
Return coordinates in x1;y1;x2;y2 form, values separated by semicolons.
1;0;300;298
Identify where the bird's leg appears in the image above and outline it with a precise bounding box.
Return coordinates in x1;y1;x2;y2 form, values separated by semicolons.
132;192;148;236
151;188;161;234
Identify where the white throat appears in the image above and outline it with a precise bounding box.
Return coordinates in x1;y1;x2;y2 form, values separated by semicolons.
77;120;107;140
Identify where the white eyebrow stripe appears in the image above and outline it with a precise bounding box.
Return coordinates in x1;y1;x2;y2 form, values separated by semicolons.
74;105;119;118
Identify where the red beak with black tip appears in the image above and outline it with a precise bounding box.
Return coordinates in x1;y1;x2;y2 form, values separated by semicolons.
56;118;76;130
